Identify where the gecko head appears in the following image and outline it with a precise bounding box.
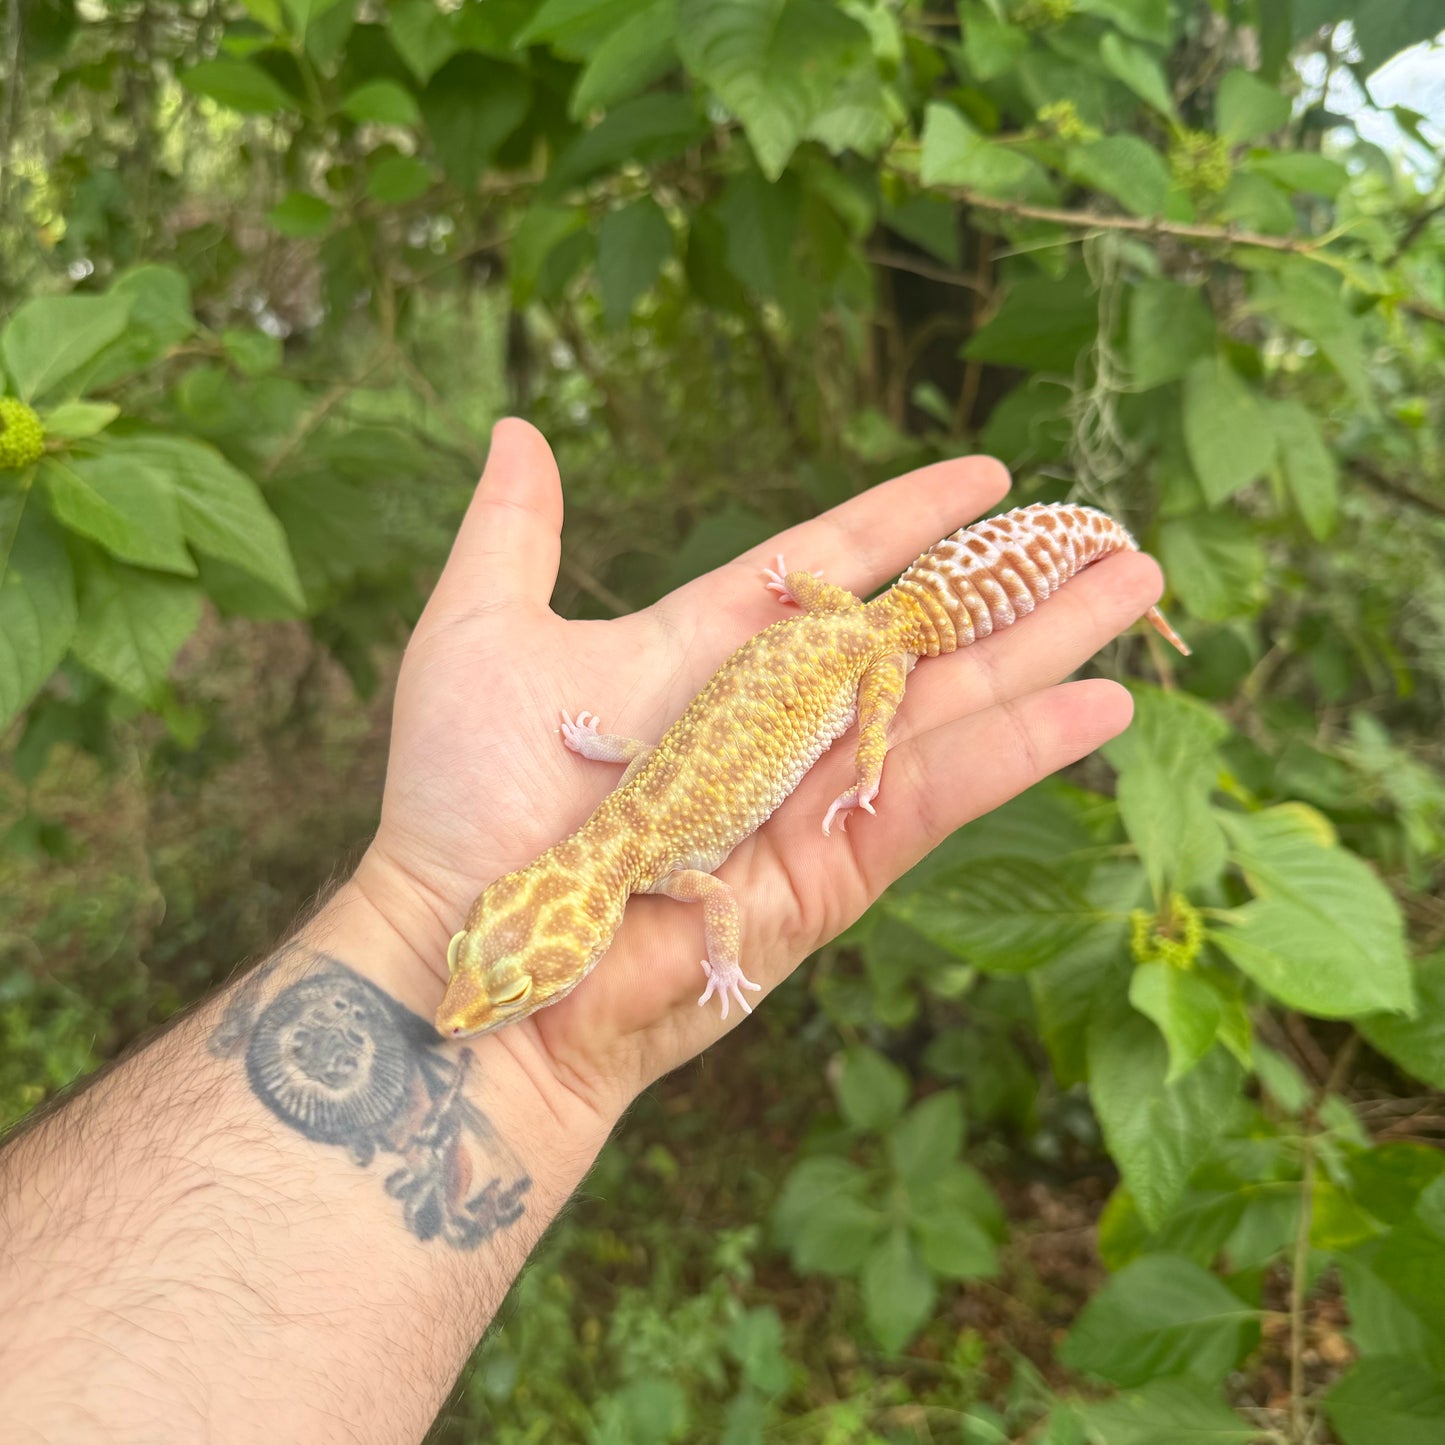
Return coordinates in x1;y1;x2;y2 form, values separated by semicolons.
434;862;618;1040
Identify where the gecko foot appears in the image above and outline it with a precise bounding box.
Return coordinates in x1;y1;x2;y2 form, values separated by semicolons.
762;554;823;607
822;781;879;837
560;709;601;753
697;958;762;1022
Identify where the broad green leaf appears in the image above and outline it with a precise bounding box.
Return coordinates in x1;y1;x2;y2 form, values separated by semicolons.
39;455;194;575
1088;1012;1242;1228
911;1204;996;1280
920;103;1054;201
1;293;132;402
366;154;433;203
861;1227;935;1352
1325;1356;1445;1445
220;330;283;377
280;0;346;36
834;1044;909;1130
1269;398;1338;540
1245;150;1347;197
70;554;202;703
266;192;334;239
772;1155;868;1243
1215;68;1291;143
597;197;673;327
98;435;304;610
38;401;119;439
715;167;800;299
1076;1378;1258;1444
888;856;1102;973
1128;279;1216;389
388;0;457;81
1157;510;1267;620
887;1090;964;1189
181;58;295;114
75;265;195;390
516;0;640;55
340;79;420;126
1074;0;1172;44
1129;964;1222;1083
1066;135;1171;217
1337;1254;1445;1371
569;0;678;116
791;1194;887;1273
805;59;891;158
1099;33;1176;117
1213;805;1414;1018
546;93;704;194
1360;953;1445;1090
1252;261;1372;407
420;56;530;192
1182;355;1275;505
728;1307;789;1397
1061;1252;1257;1386
1219;171;1295;235
1031;921;1132;1087
962;274;1098;373
677;0;871;179
959;2;1026;80
0;503;77;729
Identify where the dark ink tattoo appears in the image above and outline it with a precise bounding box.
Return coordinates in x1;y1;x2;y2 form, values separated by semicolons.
209;954;531;1249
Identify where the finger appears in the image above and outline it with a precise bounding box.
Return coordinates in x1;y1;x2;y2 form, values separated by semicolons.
426;418;563;618
660;455;1011;621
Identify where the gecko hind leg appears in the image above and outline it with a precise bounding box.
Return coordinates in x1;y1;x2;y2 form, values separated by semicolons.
651;869;760;1021
560;711;655;784
762;556;861;614
823;652;911;836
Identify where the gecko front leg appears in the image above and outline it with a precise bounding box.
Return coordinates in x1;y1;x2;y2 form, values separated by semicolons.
560;710;655;785
651;869;761;1021
762;556;861;614
822;652;911;836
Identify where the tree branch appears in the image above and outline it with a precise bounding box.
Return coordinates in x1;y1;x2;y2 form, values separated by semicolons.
1349;455;1445;521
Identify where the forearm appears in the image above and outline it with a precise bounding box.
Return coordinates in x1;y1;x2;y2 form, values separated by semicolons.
0;882;613;1445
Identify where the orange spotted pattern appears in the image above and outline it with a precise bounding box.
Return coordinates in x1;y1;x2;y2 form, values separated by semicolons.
436;503;1186;1038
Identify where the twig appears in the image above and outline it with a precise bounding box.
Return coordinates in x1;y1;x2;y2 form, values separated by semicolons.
1349;455;1445;520
866;246;988;294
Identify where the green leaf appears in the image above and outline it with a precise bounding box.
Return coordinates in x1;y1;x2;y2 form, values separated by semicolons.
98;435;304;610
861;1227;935;1352
834;1044;909;1131
1325;1357;1445;1445
1215;68;1291;143
181;58;296;114
1245;150;1347;198
1269;398;1338;540
420;55;530;192
1219;171;1295;235
1066;135;1171;217
596;197;673;327
728;1307;789;1396
888;857;1102;974
70;554;202;703
546;93;704;194
38;455;195;575
266;192;334;239
1213;804;1414;1019
1061;1252;1257;1386
1099;33;1176;117
1361;953;1445;1090
1157;510;1267;621
0;503;77;729
1088;1012;1242;1229
517;0;642;55
388;0;458;81
920;103;1054;201
1128;279;1216;389
888;1090;964;1189
38;401;119;439
1;293;132;402
1074;0;1173;44
1129;964;1222;1083
715;167;800;299
220;329;283;377
1181;355;1275;506
366;154;434;203
911;1199;997;1280
793;1193;888;1273
509;205;589;306
1076;1378;1258;1444
773;1155;868;1242
76;265;194;390
676;0;872;180
959;2;1027;80
340;78;420;126
962;273;1098;373
1252;261;1372;407
570;0;678;116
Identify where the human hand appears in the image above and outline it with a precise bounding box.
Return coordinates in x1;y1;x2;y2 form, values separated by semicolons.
352;419;1163;1127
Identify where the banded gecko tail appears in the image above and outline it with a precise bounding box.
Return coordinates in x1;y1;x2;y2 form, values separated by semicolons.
888;502;1190;658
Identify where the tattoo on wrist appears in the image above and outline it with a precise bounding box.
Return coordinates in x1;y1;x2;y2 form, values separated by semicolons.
208;951;532;1250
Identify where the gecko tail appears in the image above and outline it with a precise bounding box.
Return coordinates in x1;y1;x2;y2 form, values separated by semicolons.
1145;604;1191;656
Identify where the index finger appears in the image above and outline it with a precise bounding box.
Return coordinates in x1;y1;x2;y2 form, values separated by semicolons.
658;454;1012;625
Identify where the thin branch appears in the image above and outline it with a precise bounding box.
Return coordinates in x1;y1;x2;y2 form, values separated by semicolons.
943;186;1325;255
865;246;989;294
1349;455;1445;521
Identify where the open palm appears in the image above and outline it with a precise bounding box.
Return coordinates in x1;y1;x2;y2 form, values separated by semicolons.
354;420;1163;1120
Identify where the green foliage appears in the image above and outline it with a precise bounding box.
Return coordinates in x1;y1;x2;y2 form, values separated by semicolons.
5;0;1445;1436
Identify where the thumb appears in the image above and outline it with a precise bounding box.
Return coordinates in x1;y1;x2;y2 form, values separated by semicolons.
427;418;563;617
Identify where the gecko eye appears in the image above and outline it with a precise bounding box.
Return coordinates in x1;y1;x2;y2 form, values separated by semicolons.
492;976;533;1008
